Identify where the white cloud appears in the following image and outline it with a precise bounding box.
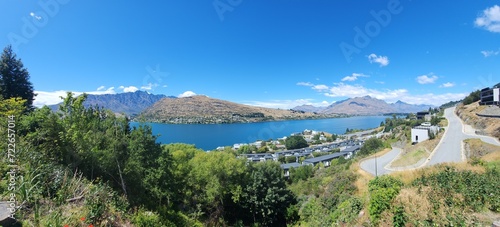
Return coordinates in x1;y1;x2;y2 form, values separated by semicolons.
119;86;139;93
299;82;466;106
141;83;158;91
481;49;500;57
416;74;438;84
312;84;329;91
341;73;368;82
97;86;106;91
297;82;314;87
244;99;332;109
440;82;455;88
29;12;42;20
475;5;500;33
399;93;468;106
34;87;116;107
178;91;197;98
368;54;389;67
324;83;408;101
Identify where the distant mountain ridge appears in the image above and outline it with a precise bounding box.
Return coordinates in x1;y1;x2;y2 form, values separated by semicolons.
139;95;320;124
293;96;434;115
292;105;326;113
49;90;170;116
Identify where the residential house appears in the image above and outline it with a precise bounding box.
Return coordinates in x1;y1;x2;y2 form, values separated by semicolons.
302;152;349;167
411;123;439;143
281;162;302;177
416;111;431;121
241;153;273;162
342;145;361;159
480;83;500;106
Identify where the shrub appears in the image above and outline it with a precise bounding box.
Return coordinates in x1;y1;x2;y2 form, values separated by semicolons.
330;197;363;224
368;176;404;225
132;208;164;227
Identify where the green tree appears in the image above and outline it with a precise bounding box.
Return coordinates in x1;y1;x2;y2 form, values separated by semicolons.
358;137;384;156
0;45;35;110
430;116;441;126
290;165;314;183
241;161;296;226
285;135;308;150
462;90;480;105
187;151;248;225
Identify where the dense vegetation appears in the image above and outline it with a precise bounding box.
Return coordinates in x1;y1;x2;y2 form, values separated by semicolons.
284;135;308;150
462;89;481;105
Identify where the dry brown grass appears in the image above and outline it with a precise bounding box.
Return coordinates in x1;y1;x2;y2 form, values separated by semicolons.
390;149;429;168
482;150;500;162
456;102;500;139
389;129;443;168
464;138;500;159
389;162;487;185
352;148;393;225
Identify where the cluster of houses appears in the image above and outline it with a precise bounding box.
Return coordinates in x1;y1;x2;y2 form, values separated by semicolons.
237;137;363;177
480;83;500;106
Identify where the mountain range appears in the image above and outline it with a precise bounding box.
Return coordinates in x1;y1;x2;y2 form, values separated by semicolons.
49;91;171;116
292;96;434;115
48;92;434;122
139;95;319;124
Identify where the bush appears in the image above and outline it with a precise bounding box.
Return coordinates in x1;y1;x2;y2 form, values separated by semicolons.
368;176;404;225
359;137;384;156
131;208;164;227
330;197;363;224
290;165;314;183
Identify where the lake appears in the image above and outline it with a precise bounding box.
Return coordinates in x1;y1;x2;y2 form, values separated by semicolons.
130;116;389;150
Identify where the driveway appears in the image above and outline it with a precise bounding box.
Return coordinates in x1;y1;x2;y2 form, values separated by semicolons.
428;107;500;165
360;106;500;176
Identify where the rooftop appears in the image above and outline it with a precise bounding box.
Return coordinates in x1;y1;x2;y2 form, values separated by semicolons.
303;152;348;164
280;162;302;170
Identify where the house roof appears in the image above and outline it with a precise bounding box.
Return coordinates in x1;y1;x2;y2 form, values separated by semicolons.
343;145;361;153
281;162;302;170
303;152;348;164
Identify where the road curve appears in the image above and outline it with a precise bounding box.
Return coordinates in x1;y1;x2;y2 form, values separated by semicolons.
360;106;500;176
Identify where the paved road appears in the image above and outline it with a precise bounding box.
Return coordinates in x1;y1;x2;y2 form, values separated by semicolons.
360;148;401;176
360;107;500;176
428;107;500;165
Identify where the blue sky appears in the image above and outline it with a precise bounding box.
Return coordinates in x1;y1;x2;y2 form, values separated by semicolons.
1;0;499;108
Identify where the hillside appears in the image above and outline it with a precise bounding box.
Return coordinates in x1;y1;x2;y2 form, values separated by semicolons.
390;100;434;113
50;91;168;116
139;95;320;123
322;96;394;115
297;96;434;115
455;101;500;140
292;104;326;113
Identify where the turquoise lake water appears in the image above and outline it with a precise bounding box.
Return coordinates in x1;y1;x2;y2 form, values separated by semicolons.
130;116;389;150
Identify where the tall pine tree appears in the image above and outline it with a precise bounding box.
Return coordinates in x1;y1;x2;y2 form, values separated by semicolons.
0;45;36;110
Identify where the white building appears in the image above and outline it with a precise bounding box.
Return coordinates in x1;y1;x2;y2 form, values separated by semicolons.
411;124;440;143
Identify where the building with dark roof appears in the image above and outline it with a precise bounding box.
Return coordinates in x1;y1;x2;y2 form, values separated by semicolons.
280;162;302;177
480;83;500;106
302;152;349;167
